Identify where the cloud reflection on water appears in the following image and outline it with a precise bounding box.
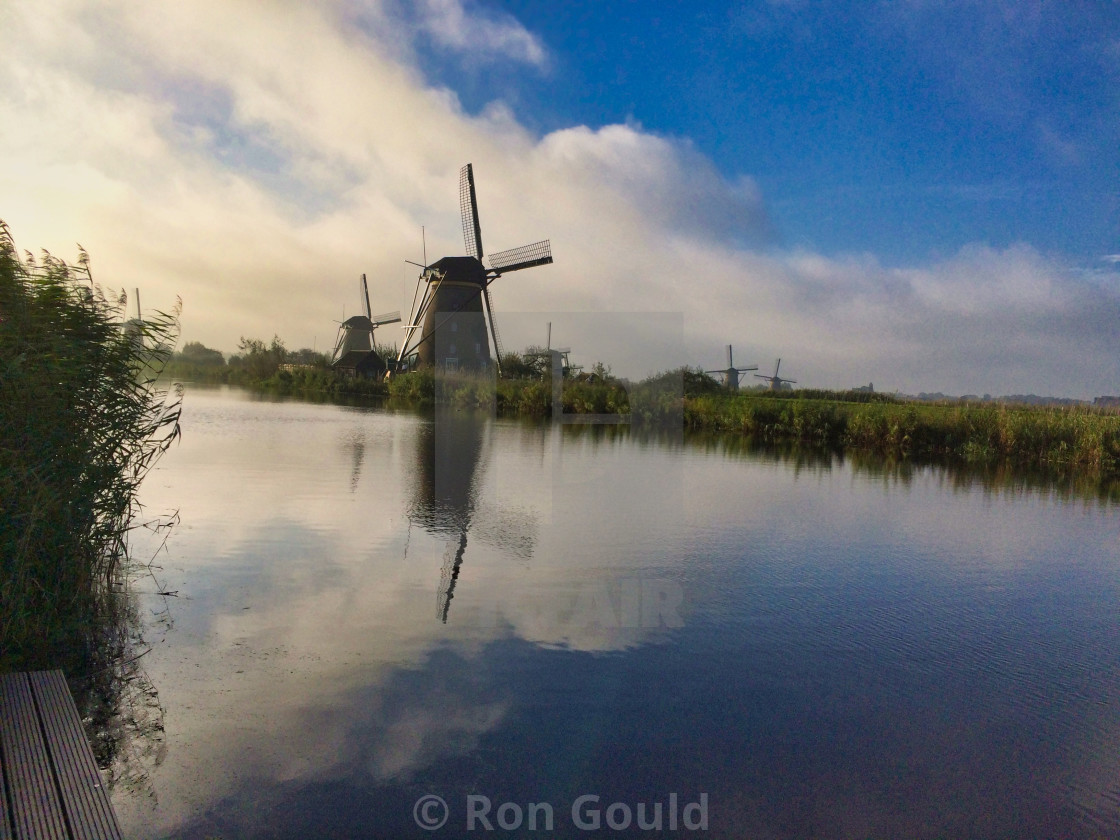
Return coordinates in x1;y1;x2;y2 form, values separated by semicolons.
119;387;1120;838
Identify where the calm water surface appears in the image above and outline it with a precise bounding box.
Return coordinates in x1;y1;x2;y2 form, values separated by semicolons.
116;385;1120;838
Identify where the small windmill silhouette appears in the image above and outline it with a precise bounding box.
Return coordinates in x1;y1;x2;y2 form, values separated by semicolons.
754;358;797;391
705;345;758;390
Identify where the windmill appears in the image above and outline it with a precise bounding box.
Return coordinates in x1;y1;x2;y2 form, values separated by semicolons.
705;345;757;390
527;322;580;378
331;274;400;376
397;163;553;376
122;287;144;344
755;358;797;391
545;321;580;376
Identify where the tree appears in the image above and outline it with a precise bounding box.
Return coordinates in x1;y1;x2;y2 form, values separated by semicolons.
682;367;724;397
500;351;540;379
288;347;330;367
176;341;225;366
234;335;287;378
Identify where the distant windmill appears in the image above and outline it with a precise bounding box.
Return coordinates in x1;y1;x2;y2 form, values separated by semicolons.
527;322;579;377
331;274;400;376
705;345;758;390
122;287;144;344
755;358;797;391
397;163;553;376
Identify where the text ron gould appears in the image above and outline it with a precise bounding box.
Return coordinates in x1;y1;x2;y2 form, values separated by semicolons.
466;793;709;832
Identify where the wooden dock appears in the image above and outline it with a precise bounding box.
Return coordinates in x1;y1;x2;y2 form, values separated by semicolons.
0;670;122;840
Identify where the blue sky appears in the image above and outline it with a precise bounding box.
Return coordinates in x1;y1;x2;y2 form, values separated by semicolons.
1;0;1118;396
417;0;1119;265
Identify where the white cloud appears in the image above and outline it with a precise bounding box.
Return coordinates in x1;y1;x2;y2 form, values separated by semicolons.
414;0;548;67
1;0;1117;398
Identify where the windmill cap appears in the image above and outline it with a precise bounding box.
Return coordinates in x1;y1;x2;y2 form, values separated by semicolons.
342;315;373;329
429;256;488;286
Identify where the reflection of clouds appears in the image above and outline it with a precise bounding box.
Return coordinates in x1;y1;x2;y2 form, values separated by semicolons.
122;391;690;836
371;701;507;780
359;662;511;783
123;390;1120;837
458;578;687;654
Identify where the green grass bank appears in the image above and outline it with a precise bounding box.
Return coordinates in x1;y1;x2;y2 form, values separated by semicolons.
683;391;1120;476
167;341;1119;482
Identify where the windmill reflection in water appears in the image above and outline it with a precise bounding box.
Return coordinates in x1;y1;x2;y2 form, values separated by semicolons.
407;408;538;623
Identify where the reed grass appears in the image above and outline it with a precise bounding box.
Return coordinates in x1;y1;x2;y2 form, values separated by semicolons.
0;221;181;670
683;392;1120;476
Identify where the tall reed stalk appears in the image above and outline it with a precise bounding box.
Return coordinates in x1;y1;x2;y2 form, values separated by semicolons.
0;221;181;670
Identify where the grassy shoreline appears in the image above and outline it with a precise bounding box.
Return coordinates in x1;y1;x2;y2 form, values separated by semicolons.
166;362;1120;481
683;391;1120;476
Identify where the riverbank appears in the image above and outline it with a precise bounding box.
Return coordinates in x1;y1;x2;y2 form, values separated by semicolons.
683;391;1120;477
163;360;390;397
163;365;636;415
166;363;1120;480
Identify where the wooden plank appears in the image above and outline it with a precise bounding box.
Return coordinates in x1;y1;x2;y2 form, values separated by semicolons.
27;672;122;840
0;709;12;840
0;672;68;840
28;672;122;840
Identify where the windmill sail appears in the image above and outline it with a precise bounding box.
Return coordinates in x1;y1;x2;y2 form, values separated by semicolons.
488;240;553;273
460;164;484;261
361;274;372;319
371;310;402;327
482;287;505;365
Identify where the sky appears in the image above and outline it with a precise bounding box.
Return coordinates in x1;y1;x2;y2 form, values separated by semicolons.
1;0;1118;397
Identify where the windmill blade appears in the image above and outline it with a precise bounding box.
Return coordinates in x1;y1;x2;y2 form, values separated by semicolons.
481;286;505;376
727;345;734;369
371;310;402;327
361;274;372;320
488;240;553;273
774;358;781;378
330;322;348;364
460;163;484;261
437;531;468;623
